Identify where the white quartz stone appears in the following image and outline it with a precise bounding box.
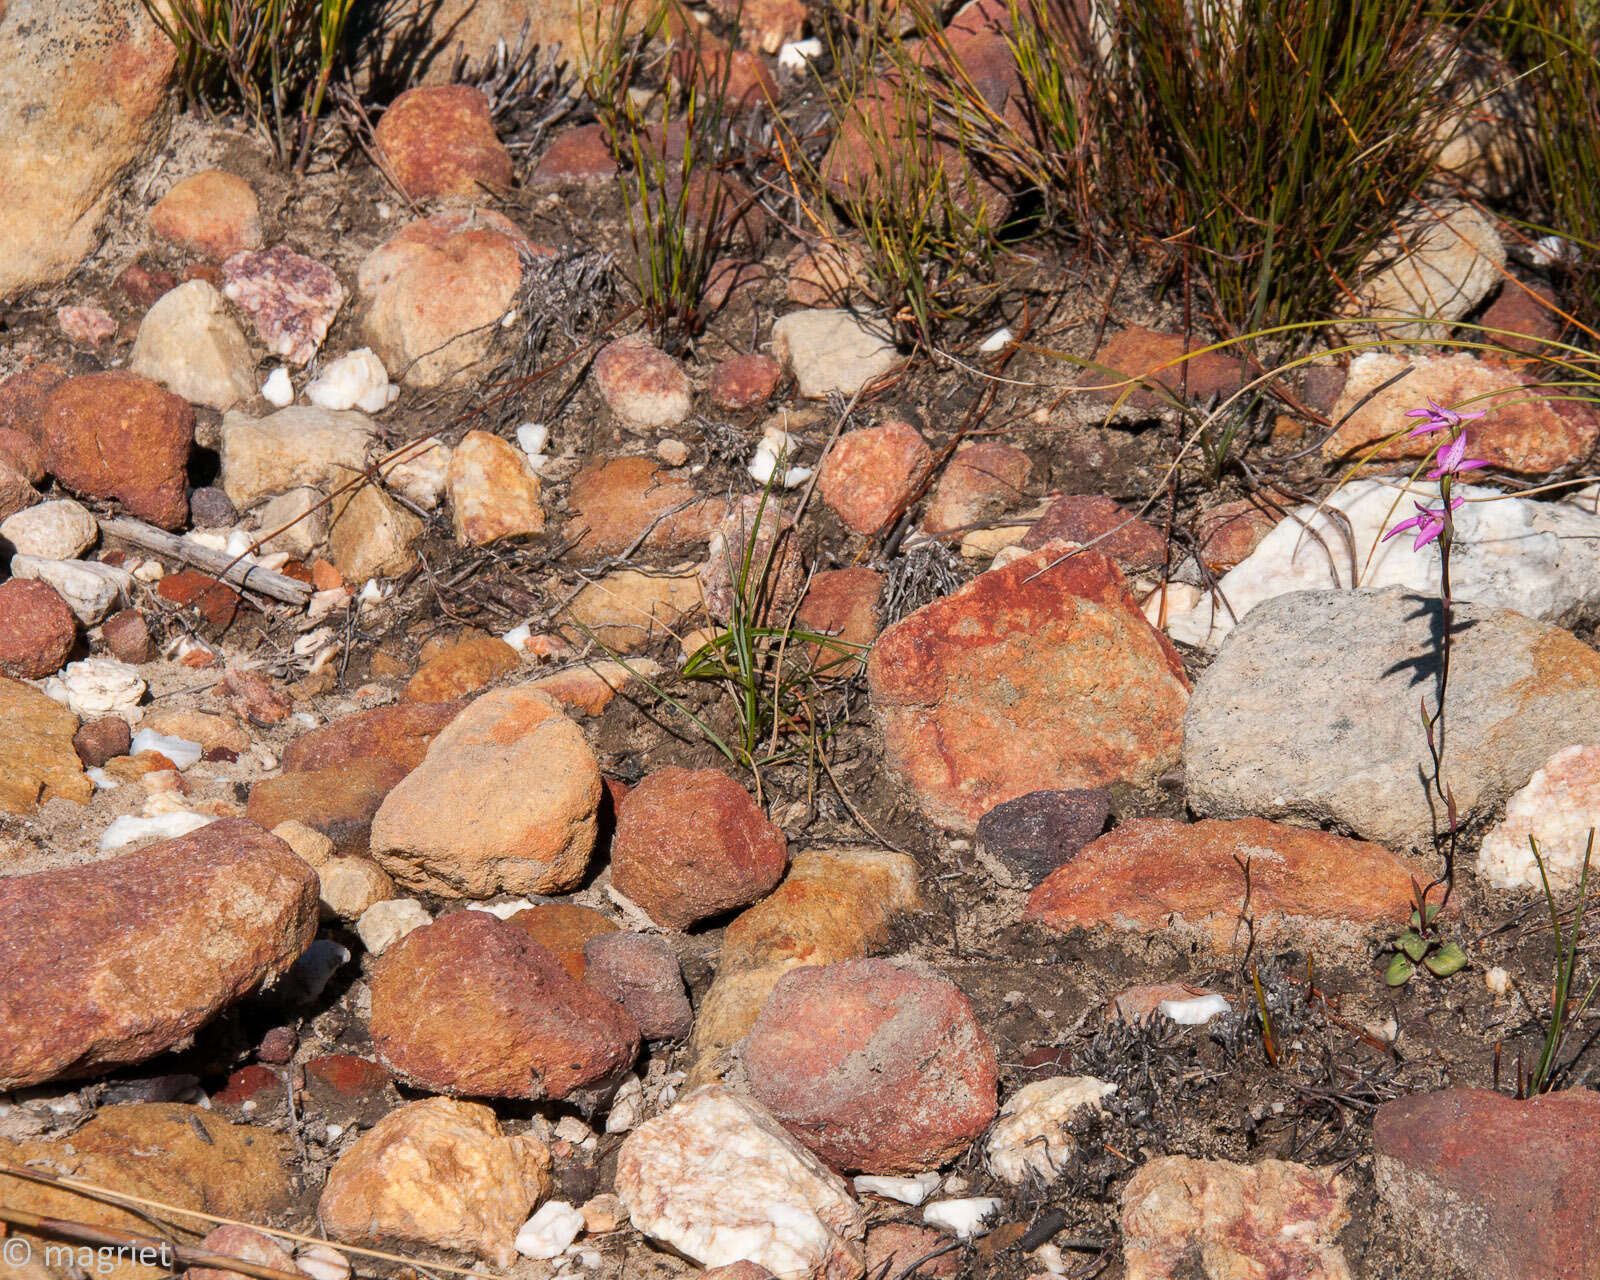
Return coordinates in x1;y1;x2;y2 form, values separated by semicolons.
615;1085;865;1279
1477;743;1600;891
986;1077;1116;1185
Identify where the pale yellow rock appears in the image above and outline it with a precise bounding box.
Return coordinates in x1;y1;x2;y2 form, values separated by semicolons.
272;819;335;867
562;569;702;650
319;1097;551;1268
369;686;601;899
446;430;544;545
316;856;397;923
220;406;376;509
129;280;255;410
328;483;421;584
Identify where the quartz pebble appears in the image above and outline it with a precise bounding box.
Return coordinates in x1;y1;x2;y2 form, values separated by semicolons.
45;657;146;721
306;349;399;413
356;898;432;954
854;1174;940;1205
923;1198;1000;1238
10;556;132;624
515;1201;586;1260
100;811;214;851
985;1078;1115;1185
0;499;97;559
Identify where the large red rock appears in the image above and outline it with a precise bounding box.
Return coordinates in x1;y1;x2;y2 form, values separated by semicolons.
374;85;512;200
0;820;318;1087
818;420;933;535
1374;1087;1600;1280
41;371;194;529
744;957;998;1173
282;701;460;773
0;579;76;678
1025;817;1432;953
370;910;640;1100
866;543;1190;831
593;337;693;430
611;767;788;929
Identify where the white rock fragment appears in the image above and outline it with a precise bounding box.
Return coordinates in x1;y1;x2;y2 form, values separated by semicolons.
1485;966;1511;996
778;37;823;71
86;768;118;790
44;658;146;721
295;1245;350;1280
923;1197;1001;1238
274;939;351;1003
1477;743;1600;891
262;366;295;407
1165;478;1600;650
306;348;399;413
376;439;452;510
748;426;812;489
129;729;203;770
853;1173;940;1206
606;1074;644;1134
502;622;533;653
516;423;550;470
986;1078;1115;1186
1530;234;1579;268
356;898;432;955
979;326;1013;353
10;556;132;624
100;811;213;851
1160;994;1231;1026
615;1084;865;1279
467;898;538;920
0;500;97;560
516;1202;585;1260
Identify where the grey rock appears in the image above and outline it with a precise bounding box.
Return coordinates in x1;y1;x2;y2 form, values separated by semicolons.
583;931;693;1041
1184;587;1600;851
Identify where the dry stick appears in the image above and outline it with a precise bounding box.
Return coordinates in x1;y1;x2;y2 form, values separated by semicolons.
0;1165;513;1280
98;517;313;606
0;1207;305;1280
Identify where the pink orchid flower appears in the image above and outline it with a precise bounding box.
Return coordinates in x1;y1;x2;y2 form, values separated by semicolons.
1404;399;1487;438
1427;432;1490;479
1384;497;1466;550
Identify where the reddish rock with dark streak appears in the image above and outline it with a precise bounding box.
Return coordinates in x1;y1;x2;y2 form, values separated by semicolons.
568;456;727;559
283;701;461;774
1374;1087;1600;1280
1026;817;1434;954
1020;494;1166;573
371;910;640;1100
0;363;68;442
304;1054;394;1125
921;440;1032;537
795;566;883;672
246;759;410;855
41;372;193;529
224;667;292;727
611;767;788;929
0;819;318;1088
865;1225;959;1278
1079;325;1249;411
1480;277;1563;357
0;427;45;483
375;85;513;201
213;1064;285;1109
0;579;76;678
744;957;998;1173
867;543;1189;832
1195;498;1277;572
710;353;782;411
